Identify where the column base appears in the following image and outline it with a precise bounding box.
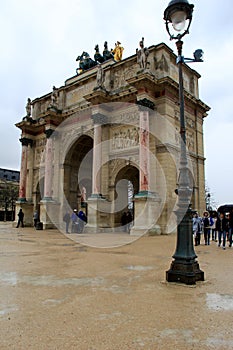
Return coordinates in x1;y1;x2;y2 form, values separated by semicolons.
17;198;27;203
130;192;161;236
14;201;34;227
41;197;54;202
166;259;205;285
86;195;109;233
39;200;59;229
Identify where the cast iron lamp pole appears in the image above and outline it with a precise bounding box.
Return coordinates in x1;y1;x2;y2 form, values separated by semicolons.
164;0;204;284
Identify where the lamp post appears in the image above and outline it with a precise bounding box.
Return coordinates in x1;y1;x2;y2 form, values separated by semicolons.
164;0;204;284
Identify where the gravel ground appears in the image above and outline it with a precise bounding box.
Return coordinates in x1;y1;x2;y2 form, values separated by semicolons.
0;222;233;350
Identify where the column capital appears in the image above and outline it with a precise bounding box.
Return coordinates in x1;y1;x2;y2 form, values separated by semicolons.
137;98;155;112
92;113;108;125
44;128;55;139
19;137;33;147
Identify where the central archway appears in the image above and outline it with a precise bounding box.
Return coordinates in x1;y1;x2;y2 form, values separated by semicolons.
64;135;93;211
114;165;139;228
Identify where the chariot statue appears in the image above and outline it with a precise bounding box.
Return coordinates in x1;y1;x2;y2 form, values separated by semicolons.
76;51;97;74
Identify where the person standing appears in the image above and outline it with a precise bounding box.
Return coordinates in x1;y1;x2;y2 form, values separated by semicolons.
33;210;39;228
210;214;217;241
16;208;24;228
77;210;87;233
216;212;228;250
71;210;78;233
63;211;71;234
228;209;233;247
202;211;211;245
126;211;133;233
121;212;127;232
192;212;202;246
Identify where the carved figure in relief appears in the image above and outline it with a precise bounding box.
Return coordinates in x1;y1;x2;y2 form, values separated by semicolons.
112;41;124;62
96;64;105;89
141;129;148;146
112;128;139;150
186;132;194;151
81;186;87;202
154;54;169;72
189;77;195;94
136;37;149;70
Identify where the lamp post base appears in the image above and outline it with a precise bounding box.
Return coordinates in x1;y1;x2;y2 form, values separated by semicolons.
166;259;204;285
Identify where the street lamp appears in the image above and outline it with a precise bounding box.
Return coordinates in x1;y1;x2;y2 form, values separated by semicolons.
164;0;204;284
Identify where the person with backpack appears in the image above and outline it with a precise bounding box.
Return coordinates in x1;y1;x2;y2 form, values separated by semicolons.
77;210;87;233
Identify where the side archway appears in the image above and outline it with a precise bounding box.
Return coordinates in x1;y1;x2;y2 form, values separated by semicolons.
113;165;139;227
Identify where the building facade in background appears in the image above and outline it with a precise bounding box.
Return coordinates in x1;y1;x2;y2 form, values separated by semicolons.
15;42;210;234
0;168;19;221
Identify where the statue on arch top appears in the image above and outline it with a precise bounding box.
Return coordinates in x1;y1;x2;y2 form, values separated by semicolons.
49;86;59;109
103;41;114;61
76;51;97;74
112;41;124;62
25;98;32;117
136;37;150;70
94;44;105;64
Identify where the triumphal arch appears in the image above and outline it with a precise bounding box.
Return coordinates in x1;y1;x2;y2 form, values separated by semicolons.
15;40;210;235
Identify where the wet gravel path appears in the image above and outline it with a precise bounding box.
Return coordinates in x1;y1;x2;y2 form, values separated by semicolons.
0;223;233;349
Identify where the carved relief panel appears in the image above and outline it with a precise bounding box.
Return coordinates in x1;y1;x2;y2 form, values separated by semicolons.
111;126;139;151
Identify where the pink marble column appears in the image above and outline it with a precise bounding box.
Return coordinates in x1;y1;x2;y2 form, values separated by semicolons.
18;138;32;201
43;129;54;200
136;99;155;195
92;123;102;196
91;113;107;197
139;110;150;192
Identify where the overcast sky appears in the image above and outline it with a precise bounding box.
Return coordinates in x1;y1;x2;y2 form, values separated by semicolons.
0;0;232;208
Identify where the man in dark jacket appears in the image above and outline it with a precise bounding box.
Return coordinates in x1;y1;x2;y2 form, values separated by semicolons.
216;213;229;250
228;209;233;247
16;208;24;228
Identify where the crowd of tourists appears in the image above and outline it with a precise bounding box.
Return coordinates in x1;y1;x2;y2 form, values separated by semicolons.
63;209;87;234
15;207;233;247
192;209;233;250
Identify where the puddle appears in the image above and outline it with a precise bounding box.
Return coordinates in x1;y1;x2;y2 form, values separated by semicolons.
124;265;153;271
97;311;122;320
102;284;128;294
0;304;18;316
0;272;18;286
206;337;233;347
42;298;66;306
20;275;105;287
0;272;104;288
206;293;233;311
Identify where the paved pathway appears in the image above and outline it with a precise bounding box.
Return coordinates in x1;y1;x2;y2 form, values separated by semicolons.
1;222;233;349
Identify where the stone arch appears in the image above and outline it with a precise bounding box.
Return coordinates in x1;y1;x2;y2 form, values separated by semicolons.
64;134;93;211
113;164;139;227
34;177;44;220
